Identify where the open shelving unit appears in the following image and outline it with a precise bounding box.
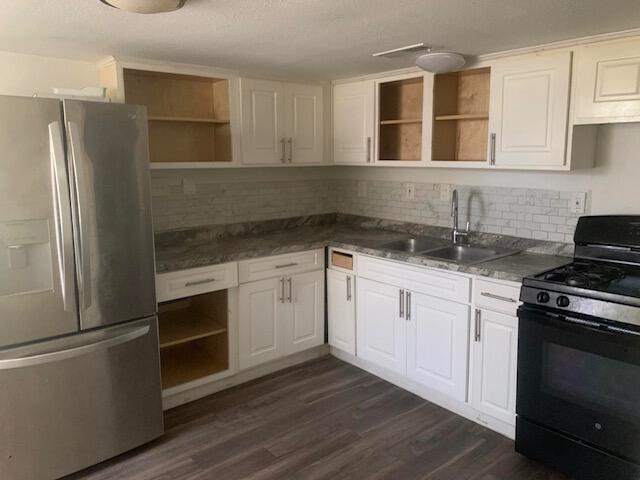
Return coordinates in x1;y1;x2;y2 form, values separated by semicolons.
158;290;229;390
432;67;490;162
377;76;424;162
123;69;232;165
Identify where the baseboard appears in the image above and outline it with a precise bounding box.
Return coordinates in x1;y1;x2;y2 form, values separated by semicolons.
330;347;515;440
162;344;330;410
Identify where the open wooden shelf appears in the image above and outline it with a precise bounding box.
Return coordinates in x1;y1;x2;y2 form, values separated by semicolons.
158;290;229;390
380;118;422;125
432;67;490;162
123;68;232;164
435;113;488;121
160;338;228;389
148;116;230;124
378;76;424;162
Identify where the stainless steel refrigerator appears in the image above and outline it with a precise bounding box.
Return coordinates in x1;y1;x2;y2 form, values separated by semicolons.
0;96;164;480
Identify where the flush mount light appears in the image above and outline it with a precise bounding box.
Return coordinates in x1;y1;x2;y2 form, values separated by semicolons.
100;0;187;14
415;52;466;73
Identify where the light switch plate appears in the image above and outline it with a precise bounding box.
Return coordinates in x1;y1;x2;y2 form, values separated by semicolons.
570;192;586;214
357;181;367;198
440;184;451;202
404;183;415;200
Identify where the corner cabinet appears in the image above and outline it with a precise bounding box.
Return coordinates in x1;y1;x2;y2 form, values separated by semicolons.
240;78;324;165
327;268;356;355
333;81;375;164
488;50;572;168
573;37;640;124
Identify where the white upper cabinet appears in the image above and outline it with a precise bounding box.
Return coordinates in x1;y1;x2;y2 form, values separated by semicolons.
488;50;572;168
240;79;324;165
284;83;323;164
573;37;640;124
333;81;375;165
406;292;470;401
240;78;286;165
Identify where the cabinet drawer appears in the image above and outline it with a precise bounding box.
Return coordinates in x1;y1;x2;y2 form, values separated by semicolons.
156;262;238;302
238;249;324;284
474;278;521;316
358;255;471;303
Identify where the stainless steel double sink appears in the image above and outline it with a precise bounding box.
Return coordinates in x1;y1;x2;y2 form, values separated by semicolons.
380;236;519;265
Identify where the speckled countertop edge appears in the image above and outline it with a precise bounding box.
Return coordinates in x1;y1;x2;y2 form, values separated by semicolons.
155;222;572;284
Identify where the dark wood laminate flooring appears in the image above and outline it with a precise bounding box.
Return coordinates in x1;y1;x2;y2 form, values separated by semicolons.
66;356;565;480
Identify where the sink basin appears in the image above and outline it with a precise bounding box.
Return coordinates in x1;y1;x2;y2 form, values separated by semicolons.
424;244;518;265
382;237;446;253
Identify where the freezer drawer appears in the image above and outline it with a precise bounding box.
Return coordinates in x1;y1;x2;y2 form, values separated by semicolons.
0;317;164;480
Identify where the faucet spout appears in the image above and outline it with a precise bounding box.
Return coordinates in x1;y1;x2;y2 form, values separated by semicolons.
451;189;469;245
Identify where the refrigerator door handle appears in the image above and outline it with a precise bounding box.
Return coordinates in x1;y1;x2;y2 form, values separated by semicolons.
0;324;150;370
48;122;75;312
67;121;92;310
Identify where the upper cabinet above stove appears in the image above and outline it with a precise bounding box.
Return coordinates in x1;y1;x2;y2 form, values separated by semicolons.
573;37;640;125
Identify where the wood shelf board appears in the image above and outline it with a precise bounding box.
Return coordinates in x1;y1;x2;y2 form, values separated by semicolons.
159;312;227;349
160;342;228;390
435;114;488;121
148;116;230;124
379;118;423;125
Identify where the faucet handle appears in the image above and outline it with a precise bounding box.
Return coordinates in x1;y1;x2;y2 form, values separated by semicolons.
465;220;470;232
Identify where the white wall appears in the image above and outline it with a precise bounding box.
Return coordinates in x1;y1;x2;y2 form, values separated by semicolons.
0;50;100;98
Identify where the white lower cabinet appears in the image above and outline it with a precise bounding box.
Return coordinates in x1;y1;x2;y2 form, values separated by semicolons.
406;292;470;402
327;269;356;355
470;308;518;425
239;268;324;369
356;278;407;374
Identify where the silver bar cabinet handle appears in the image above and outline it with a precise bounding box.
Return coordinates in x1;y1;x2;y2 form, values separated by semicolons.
399;289;404;318
480;292;517;303
279;277;285;303
67;122;92;309
275;262;298;269
475;308;482;342
346;275;352;301
48;122;75;312
490;133;496;166
406;291;411;321
288;137;293;163
287;277;292;303
366;137;372;163
280;138;286;163
185;278;216;287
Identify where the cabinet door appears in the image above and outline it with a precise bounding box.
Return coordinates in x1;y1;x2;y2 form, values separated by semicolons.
327;269;356;355
406;292;470;401
471;309;518;425
240;78;285;165
574;38;640;123
284;83;323;164
284;270;325;355
356;278;406;374
238;277;285;369
333;81;375;165
488;50;571;167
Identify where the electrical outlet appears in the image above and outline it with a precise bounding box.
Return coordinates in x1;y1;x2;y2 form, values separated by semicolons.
182;178;196;195
570;192;586;214
404;183;415;200
440;184;451;202
357;181;367;198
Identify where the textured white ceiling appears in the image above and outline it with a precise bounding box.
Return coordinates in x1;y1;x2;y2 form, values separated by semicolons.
2;0;640;80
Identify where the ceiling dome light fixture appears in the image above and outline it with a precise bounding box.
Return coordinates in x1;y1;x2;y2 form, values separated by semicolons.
415;52;466;74
99;0;187;14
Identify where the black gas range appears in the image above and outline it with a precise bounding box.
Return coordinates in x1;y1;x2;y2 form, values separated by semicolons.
516;216;640;480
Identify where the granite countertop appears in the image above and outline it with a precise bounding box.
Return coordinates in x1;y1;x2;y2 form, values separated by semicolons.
155;222;571;283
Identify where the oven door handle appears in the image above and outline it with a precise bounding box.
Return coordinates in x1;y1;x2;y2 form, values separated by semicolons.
556;313;640;337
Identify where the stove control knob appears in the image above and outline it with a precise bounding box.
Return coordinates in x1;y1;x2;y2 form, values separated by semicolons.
557;296;570;308
536;292;550;303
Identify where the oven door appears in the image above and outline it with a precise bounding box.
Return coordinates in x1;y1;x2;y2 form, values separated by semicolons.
517;304;640;462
